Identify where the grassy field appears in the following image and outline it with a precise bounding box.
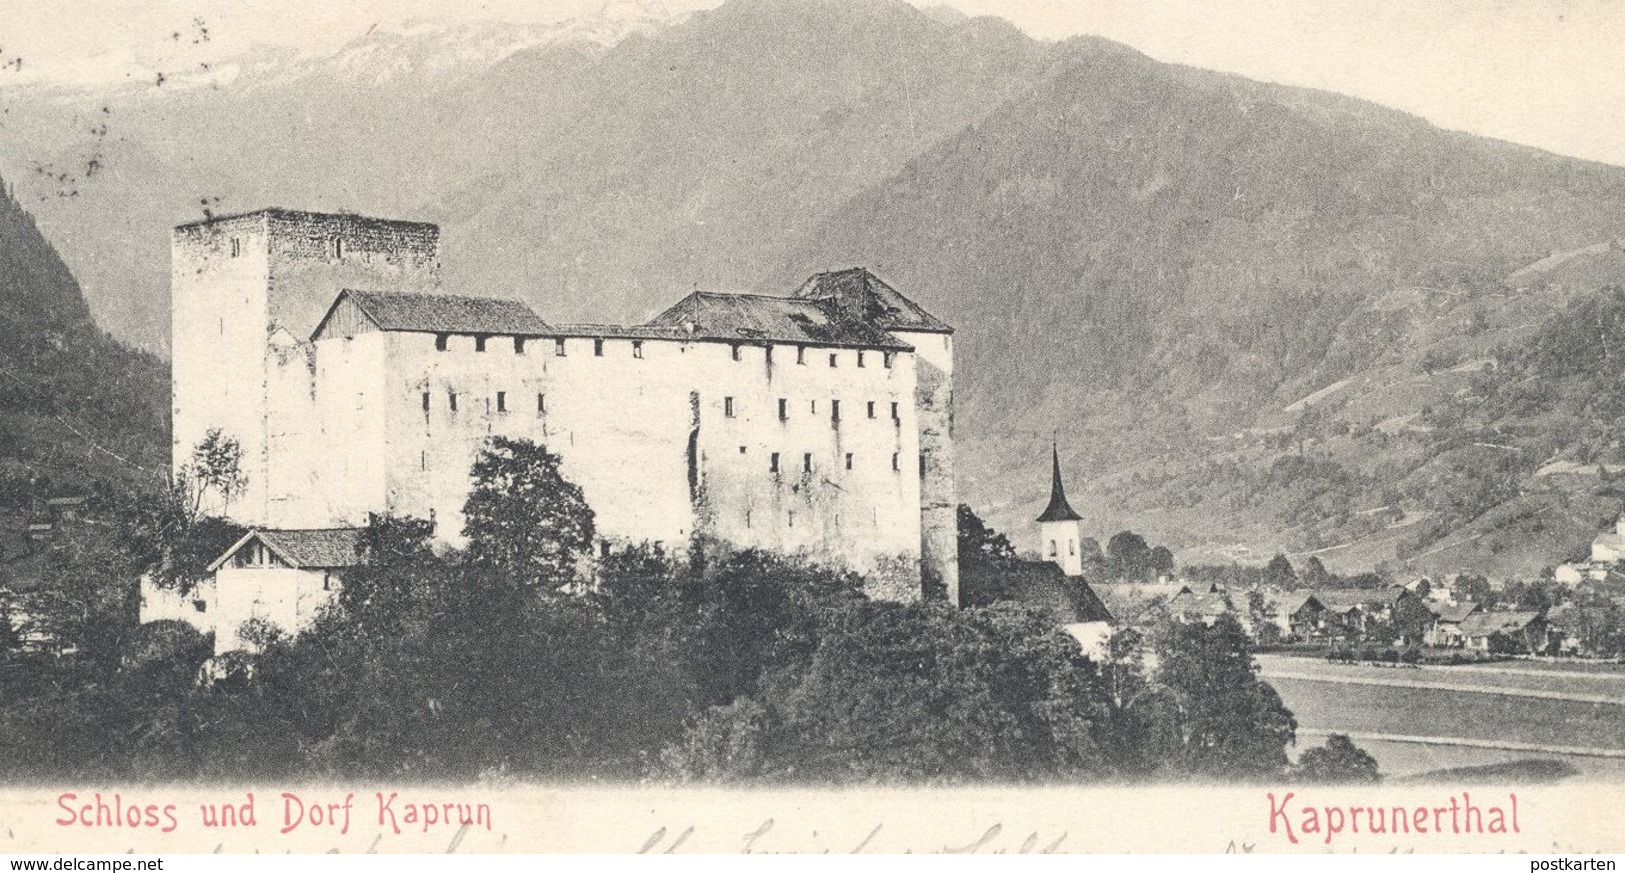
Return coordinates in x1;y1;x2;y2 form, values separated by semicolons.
1256;653;1625;781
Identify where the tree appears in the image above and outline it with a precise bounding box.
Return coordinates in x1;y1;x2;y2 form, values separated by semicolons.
957;505;1023;607
1294;733;1380;783
462;436;596;591
665;600;1116;783
1107;531;1152;582
179;428;246;517
1263;554;1297;590
1301;556;1334;588
1145;614;1298;779
1147;545;1176;579
1390;593;1436;647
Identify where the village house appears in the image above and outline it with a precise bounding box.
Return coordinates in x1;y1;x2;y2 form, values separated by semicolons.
1423;601;1481;648
148;208;960;653
1458;610;1550;654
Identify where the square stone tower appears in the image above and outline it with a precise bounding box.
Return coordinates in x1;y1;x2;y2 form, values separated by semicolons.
171;209;441;525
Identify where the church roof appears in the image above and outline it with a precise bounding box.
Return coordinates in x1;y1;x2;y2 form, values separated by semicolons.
318;289;554;338
793;267;953;335
997;560;1115;624
207;528;367;572
645;291;913;351
1037;445;1083;523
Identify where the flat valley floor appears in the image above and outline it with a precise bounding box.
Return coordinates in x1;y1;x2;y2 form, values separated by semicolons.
1258;653;1625;782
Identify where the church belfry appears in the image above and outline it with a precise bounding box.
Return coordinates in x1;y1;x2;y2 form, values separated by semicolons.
1037;442;1085;576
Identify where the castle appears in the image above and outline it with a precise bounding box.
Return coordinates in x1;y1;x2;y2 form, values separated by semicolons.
146;209;957;649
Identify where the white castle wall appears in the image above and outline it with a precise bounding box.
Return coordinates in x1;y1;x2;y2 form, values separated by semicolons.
170;209;949;610
898;329;958;604
311;324;924;599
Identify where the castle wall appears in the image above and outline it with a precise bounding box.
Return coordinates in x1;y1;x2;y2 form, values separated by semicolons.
895;329;958;604
691;341;922;600
313;330;925;599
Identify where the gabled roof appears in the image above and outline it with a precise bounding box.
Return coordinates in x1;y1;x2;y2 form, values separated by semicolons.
645;291;913;351
1092;582;1191;620
794;268;953;334
312;289;553;340
1458;610;1544;637
1273;591;1323;616
1309;589;1395;612
1432;601;1481;623
1176;591;1233;618
1037;444;1082;523
998;560;1114;624
208;528;367;572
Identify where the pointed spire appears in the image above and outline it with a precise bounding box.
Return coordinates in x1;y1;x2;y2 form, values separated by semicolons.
1037;438;1082;523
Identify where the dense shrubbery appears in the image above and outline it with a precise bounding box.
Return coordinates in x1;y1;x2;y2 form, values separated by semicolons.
1;439;1336;785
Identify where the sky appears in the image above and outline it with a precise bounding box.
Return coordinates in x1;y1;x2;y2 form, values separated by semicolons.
2;0;1623;166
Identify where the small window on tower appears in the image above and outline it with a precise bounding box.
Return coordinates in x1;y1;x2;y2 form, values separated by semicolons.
514;337;527;355
765;346;774;365
537;393;547;414
1048;540;1058;558
435;333;449;352
1069;539;1076;556
332;238;344;259
857;350;866;368
796;345;806;365
739;445;747;454
891;401;900;421
829;353;838;368
778;398;788;421
449;391;458;412
229;237;241;258
831;399;841;422
632;340;644;359
844;452;853;470
555;338;567;356
724;397;736;418
421;391;430;412
594;338;605;357
731;343;742;361
883;352;895;369
866;401;876;419
803;453;813;473
892;452;900;472
475;335;488;353
770;452;780;473
788;510;795;528
496;391;507;412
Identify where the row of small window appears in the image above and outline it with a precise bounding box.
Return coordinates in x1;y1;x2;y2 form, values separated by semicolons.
729;345;896;369
423;390;543;414
760;449;923;475
432;333;895;368
723;397;901;422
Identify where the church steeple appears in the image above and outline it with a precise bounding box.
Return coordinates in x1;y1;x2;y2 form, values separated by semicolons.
1037;442;1082;523
1036;441;1085;576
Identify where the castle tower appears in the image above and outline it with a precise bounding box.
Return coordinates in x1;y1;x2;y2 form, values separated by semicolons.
1037;442;1085;577
171;209;441;526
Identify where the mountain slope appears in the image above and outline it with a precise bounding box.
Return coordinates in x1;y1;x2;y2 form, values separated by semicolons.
765;40;1625;574
0;175;167;507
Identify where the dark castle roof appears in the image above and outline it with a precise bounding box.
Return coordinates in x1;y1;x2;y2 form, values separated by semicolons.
645;291;914;351
317;289;554;338
1037;444;1083;523
794;267;953;335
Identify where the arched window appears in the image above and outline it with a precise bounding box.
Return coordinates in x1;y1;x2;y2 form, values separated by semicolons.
1048;540;1058;558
